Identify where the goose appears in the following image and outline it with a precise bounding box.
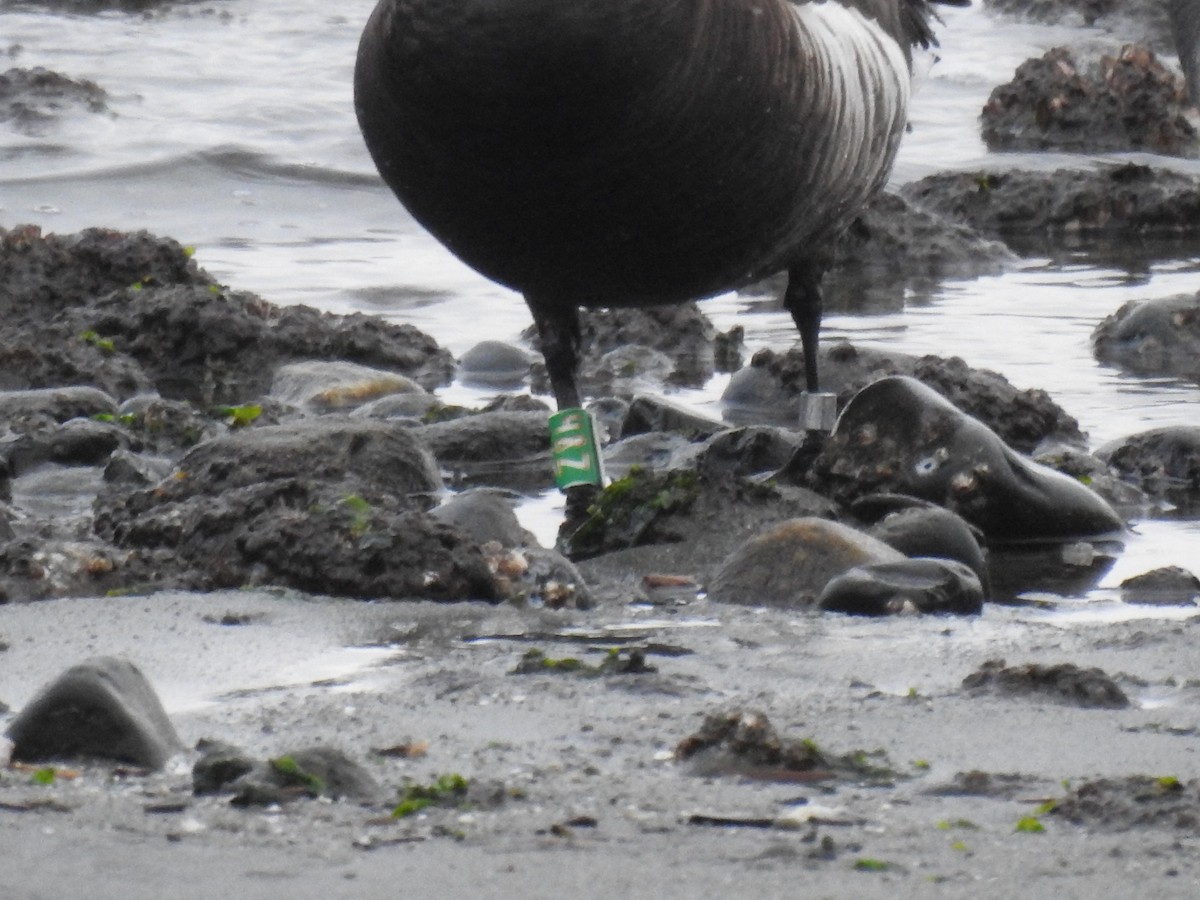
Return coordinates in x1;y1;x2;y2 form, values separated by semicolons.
1171;0;1200;104
355;0;965;472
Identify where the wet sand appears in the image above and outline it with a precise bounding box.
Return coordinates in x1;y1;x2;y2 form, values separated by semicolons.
2;589;1199;898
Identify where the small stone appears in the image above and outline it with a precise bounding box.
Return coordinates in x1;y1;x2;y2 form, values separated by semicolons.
270;360;425;411
458;340;534;386
1120;566;1200;605
817;557;984;616
708;517;904;608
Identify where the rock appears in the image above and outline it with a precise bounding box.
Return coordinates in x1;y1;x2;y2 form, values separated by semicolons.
418;410;552;491
0;227;454;404
620;394;726;440
961;658;1130;708
0;67;108;134
571;469;836;580
0;386;118;424
675;709;900;783
707;517;904;608
810;376;1125;543
269;360;426;411
168;418;442;500
901;165;1200;254
431;489;534;547
561;467;702;560
726;344;1085;453
192;739;256;795
116;396;221;455
210;745;383;806
832;190;1015;279
0;225;209;320
0;417;129;476
694;427;803;480
855;496;990;594
817;558;985;616
6;656;182;769
91;419;503;601
981;46;1197;156
483;544;592;609
1050;776;1200;830
458;340;533;387
1096;425;1200;502
1120;565;1200;605
603;432;701;480
982;0;1175;47
1092;292;1200;382
1032;444;1151;519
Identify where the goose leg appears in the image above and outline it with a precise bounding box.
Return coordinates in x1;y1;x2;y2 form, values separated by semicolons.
783;259;838;432
527;295;602;535
783;261;825;394
527;295;584;411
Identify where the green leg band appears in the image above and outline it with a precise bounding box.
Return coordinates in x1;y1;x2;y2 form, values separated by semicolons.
549;408;604;490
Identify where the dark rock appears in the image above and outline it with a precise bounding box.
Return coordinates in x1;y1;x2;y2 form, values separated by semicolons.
192;739;256;795
0;417;129;476
1096;425;1200;501
1092;292;1200;382
1120;565;1200;605
561;467;701;560
675;709;899;783
226;747;383;806
694;426;802;480
726;344;1085;452
901;165;1200;254
418;410;552;491
0;227;454;403
571;469;837;582
832;190;1015;279
817;558;985;616
962;658;1130;708
603;432;700;480
458;340;533;387
0;225;208;320
166;418;441;500
982;0;1174;47
81;283;453;404
430;489;534;548
809;376;1125;543
6;656;182;769
92;419;502;601
1050;776;1200;830
480;393;550;414
1032;444;1151;519
0;66;108;134
0;385;118;424
116;396;221;455
483;544;592;609
707;517;904;608
587;397;631;444
620;394;726;440
981;46;1197;156
856;496;990;594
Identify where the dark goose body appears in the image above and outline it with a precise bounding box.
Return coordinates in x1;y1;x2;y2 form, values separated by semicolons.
355;0;961;408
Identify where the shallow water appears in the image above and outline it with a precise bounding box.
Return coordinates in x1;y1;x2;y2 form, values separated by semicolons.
1;1;1199;601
